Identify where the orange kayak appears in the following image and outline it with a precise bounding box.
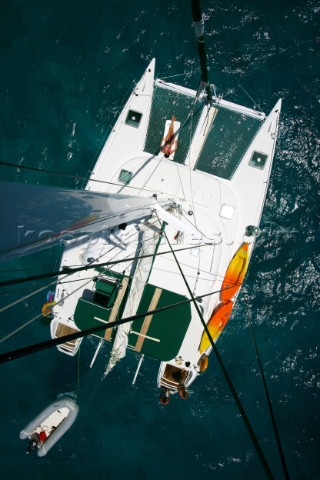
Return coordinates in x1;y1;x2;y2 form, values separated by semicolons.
220;242;249;301
199;300;233;353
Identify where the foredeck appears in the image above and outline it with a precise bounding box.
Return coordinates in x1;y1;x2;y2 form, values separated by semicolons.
144;84;263;179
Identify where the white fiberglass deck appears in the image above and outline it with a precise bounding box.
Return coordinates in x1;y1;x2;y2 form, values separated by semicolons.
51;58;281;387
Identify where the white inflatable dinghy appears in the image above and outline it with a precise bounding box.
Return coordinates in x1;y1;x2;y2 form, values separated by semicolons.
19;397;79;457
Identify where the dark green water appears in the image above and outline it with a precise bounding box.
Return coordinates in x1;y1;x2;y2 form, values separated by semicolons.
0;1;319;479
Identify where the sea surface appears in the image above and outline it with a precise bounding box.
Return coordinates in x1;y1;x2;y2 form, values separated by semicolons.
0;1;319;479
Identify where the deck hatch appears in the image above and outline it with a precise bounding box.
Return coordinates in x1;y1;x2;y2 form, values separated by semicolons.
125;110;142;128
118;169;133;184
249;151;268;170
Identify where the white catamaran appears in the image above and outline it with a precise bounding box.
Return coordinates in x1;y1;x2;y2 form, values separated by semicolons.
0;2;281;406
49;31;281;399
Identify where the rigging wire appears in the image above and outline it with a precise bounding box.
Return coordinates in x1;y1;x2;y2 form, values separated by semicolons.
0;273;93;344
231;73;264;113
159;213;275;480
0;243;209;289
216;228;289;479
0;286;231;363
0;279;59;314
0;220;162;309
0;228;163;341
86;80;136;170
10;235;209;347
76;344;81;399
0;224;141;312
187;94;200;230
186;92;202;294
0;286;53;295
244;297;291;480
0;225;140;311
0;314;43;344
1;225;190;343
0;266;58;273
157;71;197;81
0;157;194;204
0;161;156;194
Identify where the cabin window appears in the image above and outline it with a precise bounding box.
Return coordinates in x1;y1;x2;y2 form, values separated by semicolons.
249;151;268;170
118;169;133;184
125;110;142;128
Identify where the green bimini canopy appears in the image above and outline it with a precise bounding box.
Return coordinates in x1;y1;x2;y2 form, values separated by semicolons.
74;298;111;339
73;268;191;359
127;284;191;361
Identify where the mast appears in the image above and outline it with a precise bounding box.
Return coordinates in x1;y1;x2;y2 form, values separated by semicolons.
191;0;213;101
